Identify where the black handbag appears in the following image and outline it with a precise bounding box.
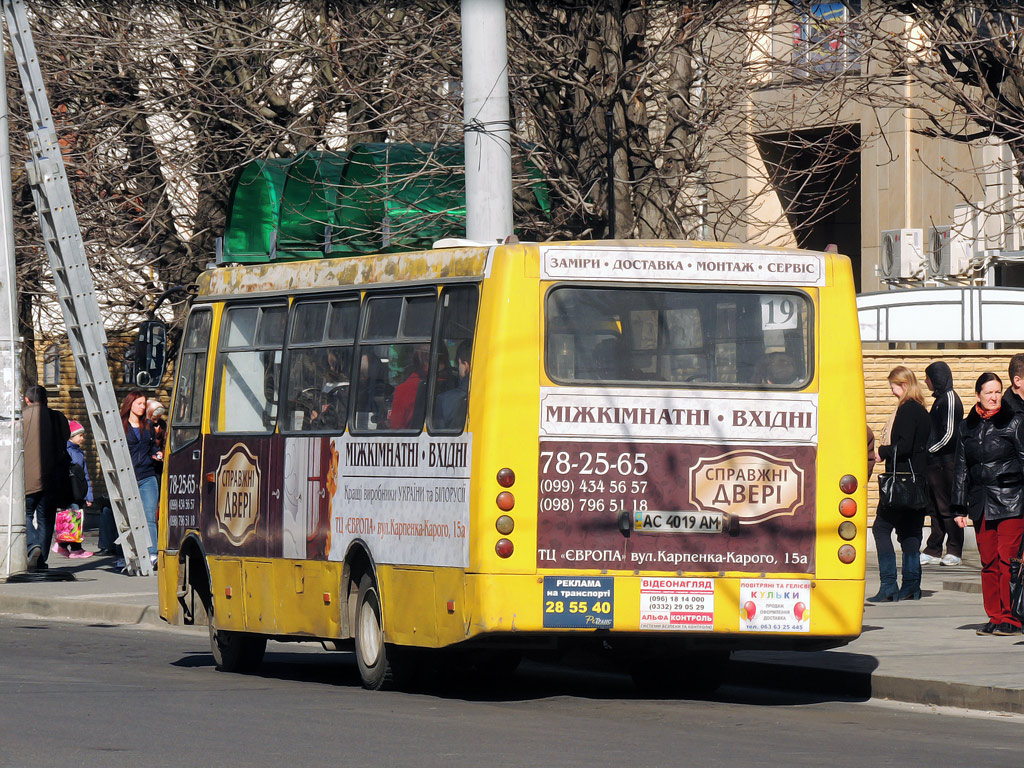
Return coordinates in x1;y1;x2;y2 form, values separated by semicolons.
877;447;928;513
1010;536;1024;622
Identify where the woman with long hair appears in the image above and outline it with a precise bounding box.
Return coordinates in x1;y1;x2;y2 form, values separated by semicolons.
120;390;162;569
952;372;1024;635
870;366;931;601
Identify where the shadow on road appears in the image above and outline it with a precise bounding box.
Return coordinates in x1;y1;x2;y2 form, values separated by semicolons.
169;646;878;708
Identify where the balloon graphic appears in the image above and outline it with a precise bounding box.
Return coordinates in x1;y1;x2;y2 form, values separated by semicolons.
794;601;807;620
742;600;757;620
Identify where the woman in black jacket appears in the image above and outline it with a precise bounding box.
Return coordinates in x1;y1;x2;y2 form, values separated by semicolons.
952;372;1024;636
870;366;931;602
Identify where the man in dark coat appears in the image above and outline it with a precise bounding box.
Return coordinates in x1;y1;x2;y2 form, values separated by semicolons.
22;385;69;569
920;362;965;566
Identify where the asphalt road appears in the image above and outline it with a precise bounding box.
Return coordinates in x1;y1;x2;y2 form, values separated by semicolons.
2;617;1023;768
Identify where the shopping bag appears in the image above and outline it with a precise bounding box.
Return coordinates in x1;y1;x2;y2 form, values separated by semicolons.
54;507;84;544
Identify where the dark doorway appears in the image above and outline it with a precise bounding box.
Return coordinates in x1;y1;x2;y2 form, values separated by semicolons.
755;124;862;291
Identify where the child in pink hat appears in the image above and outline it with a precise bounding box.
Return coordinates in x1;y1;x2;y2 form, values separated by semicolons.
55;419;94;559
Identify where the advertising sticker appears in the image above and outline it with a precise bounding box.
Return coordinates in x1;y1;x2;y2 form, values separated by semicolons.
543;576;614;628
738;580;811;633
327;433;471;567
639;577;714;631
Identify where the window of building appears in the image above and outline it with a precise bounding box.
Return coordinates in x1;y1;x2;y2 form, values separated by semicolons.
793;1;861;76
42;344;60;388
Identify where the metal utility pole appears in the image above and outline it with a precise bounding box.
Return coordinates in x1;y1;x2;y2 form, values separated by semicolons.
1;0;153;575
461;0;513;243
0;38;25;580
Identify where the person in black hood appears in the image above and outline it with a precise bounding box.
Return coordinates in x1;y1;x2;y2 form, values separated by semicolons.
920;361;965;566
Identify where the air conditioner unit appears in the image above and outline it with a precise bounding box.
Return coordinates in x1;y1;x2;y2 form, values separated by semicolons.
927;225;972;278
880;228;924;279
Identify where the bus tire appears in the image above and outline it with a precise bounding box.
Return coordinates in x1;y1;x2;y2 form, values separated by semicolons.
355;572;402;690
207;594;267;673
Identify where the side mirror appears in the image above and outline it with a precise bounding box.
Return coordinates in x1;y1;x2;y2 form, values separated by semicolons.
135;320;168;388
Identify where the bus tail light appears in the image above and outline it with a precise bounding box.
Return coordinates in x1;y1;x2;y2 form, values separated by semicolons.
496;491;515;511
837;544;856;564
838;521;856;541
839;474;858;494
495;538;514;558
496;467;516;487
838;498;857;517
495;515;514;535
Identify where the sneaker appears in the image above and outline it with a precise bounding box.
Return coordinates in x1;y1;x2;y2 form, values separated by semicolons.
992;623;1023;636
920;553;941;566
51;541;70;557
113;557;126;571
26;546;41;570
940;554;963;567
977;622;997;635
68;549;94;559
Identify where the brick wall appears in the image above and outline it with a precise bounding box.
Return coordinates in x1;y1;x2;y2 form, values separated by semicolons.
863;349;1024;513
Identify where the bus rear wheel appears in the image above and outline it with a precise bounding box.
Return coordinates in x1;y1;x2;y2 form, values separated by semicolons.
355;572;412;690
206;593;266;673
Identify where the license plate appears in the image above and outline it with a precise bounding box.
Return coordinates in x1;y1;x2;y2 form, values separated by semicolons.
634;510;724;534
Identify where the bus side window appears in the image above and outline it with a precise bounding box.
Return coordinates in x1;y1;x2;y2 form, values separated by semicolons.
283;298;357;432
212;303;287;433
429;285;479;433
354;293;436;432
169;308;212;452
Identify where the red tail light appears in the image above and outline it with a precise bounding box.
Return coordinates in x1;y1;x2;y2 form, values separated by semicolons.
495;538;514;558
839;474;858;494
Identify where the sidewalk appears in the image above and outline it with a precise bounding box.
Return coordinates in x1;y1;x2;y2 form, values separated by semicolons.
1;532;1022;713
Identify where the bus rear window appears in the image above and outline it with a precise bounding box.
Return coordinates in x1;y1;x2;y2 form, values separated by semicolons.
545;287;812;388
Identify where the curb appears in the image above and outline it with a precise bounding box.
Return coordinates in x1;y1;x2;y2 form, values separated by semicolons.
731;658;1024;714
0;595;165;628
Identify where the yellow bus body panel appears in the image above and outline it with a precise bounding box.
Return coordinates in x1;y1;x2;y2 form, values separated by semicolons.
160;241;866;652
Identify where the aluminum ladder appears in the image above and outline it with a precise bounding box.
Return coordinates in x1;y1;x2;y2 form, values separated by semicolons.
3;0;152;575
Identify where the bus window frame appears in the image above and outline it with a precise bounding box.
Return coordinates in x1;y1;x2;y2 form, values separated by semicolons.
168;305;213;454
211;298;289;435
350;287;439;436
279;292;361;435
541;282;815;391
425;283;480;436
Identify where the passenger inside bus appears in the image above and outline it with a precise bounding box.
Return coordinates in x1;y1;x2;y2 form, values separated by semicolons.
389;345;430;429
354;349;390;429
757;351;800;386
434;340;472;429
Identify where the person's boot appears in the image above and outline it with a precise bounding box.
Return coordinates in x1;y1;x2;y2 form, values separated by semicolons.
868;545;900;602
897;538;923;600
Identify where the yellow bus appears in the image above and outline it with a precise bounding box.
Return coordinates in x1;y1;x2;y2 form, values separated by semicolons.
156;239;867;691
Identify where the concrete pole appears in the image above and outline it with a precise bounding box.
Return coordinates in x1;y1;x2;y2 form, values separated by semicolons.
461;0;513;243
0;38;26;579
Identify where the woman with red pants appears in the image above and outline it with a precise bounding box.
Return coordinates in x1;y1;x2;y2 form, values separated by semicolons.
952;372;1024;636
